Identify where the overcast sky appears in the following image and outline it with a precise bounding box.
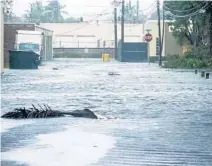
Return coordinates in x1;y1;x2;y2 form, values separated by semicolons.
13;0;156;19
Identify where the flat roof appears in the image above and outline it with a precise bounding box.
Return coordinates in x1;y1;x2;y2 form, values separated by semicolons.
35;25;53;33
4;23;53;32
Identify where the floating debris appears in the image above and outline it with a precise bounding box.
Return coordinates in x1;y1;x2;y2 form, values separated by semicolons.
1;104;98;119
108;72;120;76
52;67;60;70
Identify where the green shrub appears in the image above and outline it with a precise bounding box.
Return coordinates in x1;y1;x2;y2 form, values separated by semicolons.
149;56;169;63
163;45;212;69
163;55;210;69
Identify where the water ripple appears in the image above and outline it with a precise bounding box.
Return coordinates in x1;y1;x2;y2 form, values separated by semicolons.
1;59;212;166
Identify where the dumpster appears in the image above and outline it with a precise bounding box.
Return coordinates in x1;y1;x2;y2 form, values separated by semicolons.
9;50;40;69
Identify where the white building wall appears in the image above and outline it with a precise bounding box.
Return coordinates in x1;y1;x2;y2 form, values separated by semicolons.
0;2;4;73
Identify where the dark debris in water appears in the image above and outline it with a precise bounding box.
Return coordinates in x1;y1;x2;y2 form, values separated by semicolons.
108;72;121;76
1;104;98;119
1;104;64;119
52;67;60;70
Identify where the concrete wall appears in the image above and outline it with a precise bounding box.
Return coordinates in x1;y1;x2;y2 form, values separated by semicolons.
53;48;114;58
0;2;4;73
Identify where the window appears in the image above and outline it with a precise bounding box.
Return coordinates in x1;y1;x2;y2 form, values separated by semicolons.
19;43;39;52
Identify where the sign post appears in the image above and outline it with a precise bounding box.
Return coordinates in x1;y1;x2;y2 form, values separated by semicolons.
144;32;153;65
144;33;153;43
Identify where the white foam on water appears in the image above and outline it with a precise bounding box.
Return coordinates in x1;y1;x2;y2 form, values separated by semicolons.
2;127;116;166
1;119;34;133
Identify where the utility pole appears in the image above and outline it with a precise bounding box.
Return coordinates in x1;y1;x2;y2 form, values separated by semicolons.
114;2;118;60
2;0;13;22
0;1;4;73
121;0;125;58
161;2;165;55
157;0;162;66
136;0;139;21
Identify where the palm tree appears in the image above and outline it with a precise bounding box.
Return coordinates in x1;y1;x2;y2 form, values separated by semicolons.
24;0;68;23
24;1;46;23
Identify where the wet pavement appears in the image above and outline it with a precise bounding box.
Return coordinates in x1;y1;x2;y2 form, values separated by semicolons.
1;58;212;166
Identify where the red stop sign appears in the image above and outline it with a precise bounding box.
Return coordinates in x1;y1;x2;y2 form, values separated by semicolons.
144;33;153;42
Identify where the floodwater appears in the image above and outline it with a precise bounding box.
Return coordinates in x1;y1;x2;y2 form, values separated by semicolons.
1;58;212;166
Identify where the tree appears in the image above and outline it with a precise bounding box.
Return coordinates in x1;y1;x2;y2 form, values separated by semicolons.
205;2;212;54
23;0;69;23
24;1;46;23
3;0;13;22
43;0;68;23
164;1;210;48
4;8;24;23
65;17;84;23
65;17;78;23
10;14;24;23
149;10;161;20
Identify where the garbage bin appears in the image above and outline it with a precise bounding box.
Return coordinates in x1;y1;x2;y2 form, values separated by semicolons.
9;50;40;69
102;53;110;62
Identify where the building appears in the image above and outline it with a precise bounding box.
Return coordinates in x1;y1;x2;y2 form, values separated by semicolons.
4;23;53;67
40;22;145;48
40;21;183;57
0;2;4;73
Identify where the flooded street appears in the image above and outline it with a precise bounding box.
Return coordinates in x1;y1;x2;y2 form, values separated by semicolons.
1;58;212;166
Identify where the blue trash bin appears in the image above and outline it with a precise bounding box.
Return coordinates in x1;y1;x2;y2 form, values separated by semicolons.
9;50;40;69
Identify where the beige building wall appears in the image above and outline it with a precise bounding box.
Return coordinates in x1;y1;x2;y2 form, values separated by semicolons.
40;21;181;57
0;2;4;73
144;21;163;56
40;23;145;48
164;23;182;56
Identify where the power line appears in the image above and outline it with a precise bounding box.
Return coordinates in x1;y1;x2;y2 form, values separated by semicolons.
116;0;157;16
124;0;157;10
164;2;211;18
165;6;210;18
58;8;111;35
139;0;157;12
80;12;111;17
165;11;200;18
116;0;156;24
55;0;158;36
123;1;157;29
163;2;206;13
67;5;112;8
145;4;157;19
